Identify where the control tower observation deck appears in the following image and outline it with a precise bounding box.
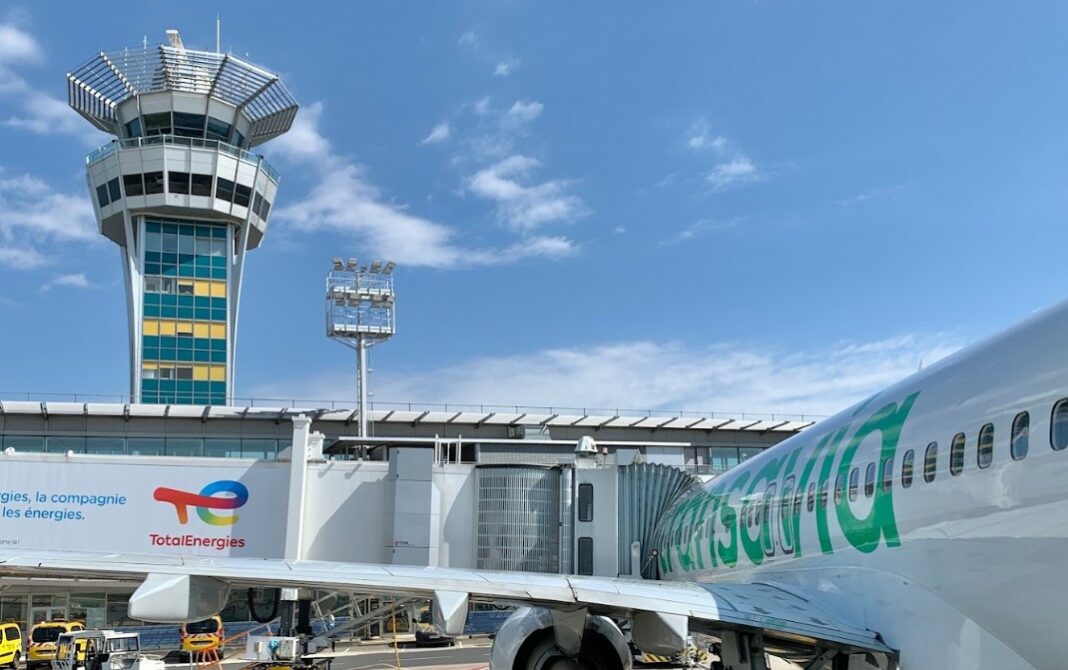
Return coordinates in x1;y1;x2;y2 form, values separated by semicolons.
68;30;298;405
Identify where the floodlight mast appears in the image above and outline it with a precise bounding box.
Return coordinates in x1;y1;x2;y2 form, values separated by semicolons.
326;260;396;438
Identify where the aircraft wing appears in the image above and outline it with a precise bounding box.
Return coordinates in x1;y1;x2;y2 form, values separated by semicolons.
0;548;891;656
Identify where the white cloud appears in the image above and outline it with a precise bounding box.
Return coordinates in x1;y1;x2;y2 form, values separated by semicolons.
0;21;106;146
836;184;907;207
467;155;588;232
421;122;451;145
249;333;963;417
687;119;728;153
0;166;98;272
494;57;520;77
0;171;97;242
707;156;763;191
0;245;46;270
0;23;41;64
269;103;575;268
458;31;479;49
506;99;543;124
40;272;90;292
660;218;737;245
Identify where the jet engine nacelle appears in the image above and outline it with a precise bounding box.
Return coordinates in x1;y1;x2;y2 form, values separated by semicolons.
489;607;632;670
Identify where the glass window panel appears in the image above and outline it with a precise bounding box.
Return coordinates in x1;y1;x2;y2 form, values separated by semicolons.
204;438;241;458
578;483;593;522
123;174;144;197
259;199;271;219
232;129;246;147
47;436;86;453
950;432;965;475
3;435;44;452
191;174;213;197
168;171;190;195
234;183;252;208
738;447;763;462
86;437;125;454
108;178;122;202
216;177;235;202
125;118;142;138
178;234;194;254
165;438;202;456
126;437;164;456
206;117;231;142
1051;399;1068;451
577;537;593;576
144;171;165;195
709;447;739;473
96;183;110;207
1012;411;1030;461
173;112;205;137
143;112;171;136
977;423;994;469
241;439;277;460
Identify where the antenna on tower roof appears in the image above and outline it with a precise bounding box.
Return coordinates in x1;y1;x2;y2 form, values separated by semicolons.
216;14;221;53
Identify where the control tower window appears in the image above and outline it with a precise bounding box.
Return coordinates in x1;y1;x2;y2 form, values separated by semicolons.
232;129;246;148
169;172;191;195
234;184;252;208
143;112;172;136
173;112;206;138
206;117;231;142
191;174;213;197
123;174;144;197
144;172;165;195
216;177;235;203
125;118;142;138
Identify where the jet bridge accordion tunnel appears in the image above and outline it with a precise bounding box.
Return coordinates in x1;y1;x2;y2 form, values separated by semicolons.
474;462;699;578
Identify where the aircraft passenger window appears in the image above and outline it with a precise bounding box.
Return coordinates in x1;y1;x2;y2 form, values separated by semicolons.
806;483;816;512
950;432;965;475
1051;398;1068;451
977;423;994;469
834;474;844;504
864;463;876;497
819;481;828;507
902;449;915;488
780;479;793;520
793;488;803;517
881;456;893;492
924;442;937;483
1011;411;1029;461
848;468;859;502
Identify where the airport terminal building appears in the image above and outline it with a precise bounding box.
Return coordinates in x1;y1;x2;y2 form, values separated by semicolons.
0;30;818;638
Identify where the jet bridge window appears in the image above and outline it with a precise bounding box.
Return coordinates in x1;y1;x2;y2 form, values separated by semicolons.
1051;398;1068;451
848;468;859;502
924;442;938;482
864;463;876;497
577;537;593;575
950;432;965;476
1011;411;1029;460
902;449;915;488
578;483;594;522
977;423;994;469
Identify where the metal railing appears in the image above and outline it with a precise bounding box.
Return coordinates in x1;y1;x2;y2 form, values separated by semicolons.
86;136;280;182
0;391;825;423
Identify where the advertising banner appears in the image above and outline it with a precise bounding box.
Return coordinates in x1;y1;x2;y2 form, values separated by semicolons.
0;457;288;558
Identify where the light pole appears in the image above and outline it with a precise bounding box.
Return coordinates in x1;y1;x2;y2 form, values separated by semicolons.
326;259;396;438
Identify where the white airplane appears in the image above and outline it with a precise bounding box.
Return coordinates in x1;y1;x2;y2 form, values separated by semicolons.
4;297;1068;670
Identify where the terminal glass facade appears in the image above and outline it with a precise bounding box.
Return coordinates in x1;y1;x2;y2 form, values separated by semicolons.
140;217;230;405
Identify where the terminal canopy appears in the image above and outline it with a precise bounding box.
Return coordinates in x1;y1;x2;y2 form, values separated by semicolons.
68;45;298;145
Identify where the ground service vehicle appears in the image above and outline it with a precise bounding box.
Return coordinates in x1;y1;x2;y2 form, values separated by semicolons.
0;622;21;669
179;616;224;660
53;631;163;670
28;622;84;670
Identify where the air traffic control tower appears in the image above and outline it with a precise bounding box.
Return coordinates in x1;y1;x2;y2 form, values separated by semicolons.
69;30;298;405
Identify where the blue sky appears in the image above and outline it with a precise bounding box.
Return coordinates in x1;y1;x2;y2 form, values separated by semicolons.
1;2;1067;415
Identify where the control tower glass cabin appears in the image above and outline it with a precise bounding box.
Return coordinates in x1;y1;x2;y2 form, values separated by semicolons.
68;31;298;405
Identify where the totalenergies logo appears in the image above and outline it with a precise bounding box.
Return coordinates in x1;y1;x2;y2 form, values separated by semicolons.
153;480;249;526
